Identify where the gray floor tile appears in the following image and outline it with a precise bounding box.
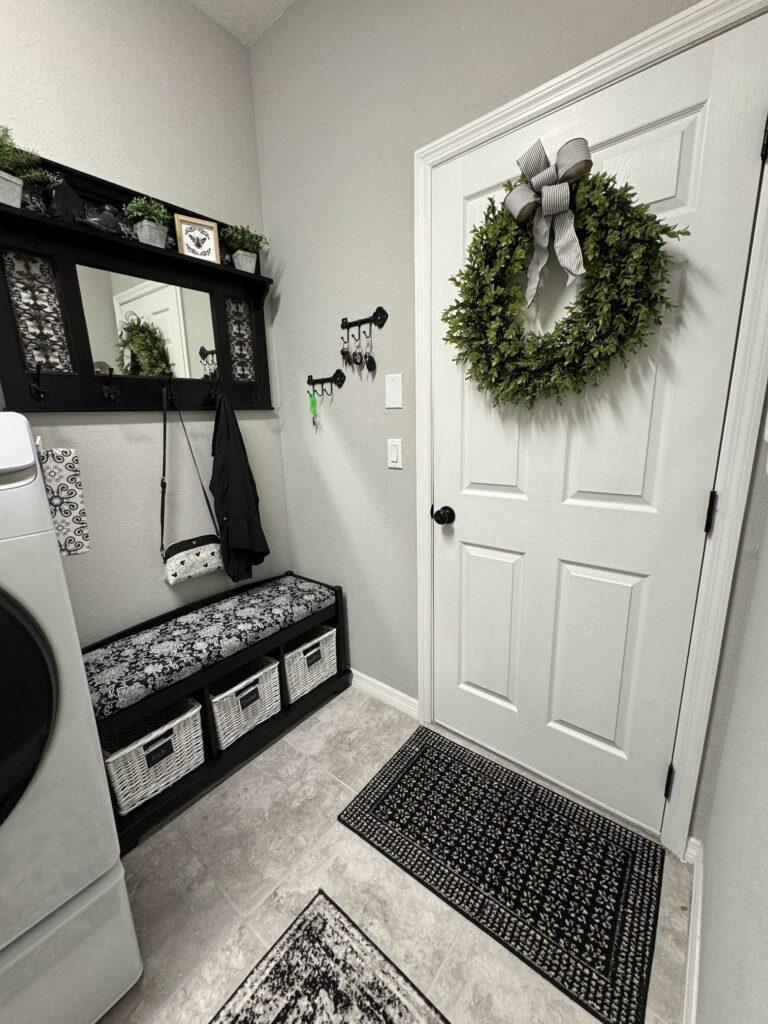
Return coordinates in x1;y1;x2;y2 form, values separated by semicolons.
646;854;693;1024
249;821;464;993
284;686;417;790
100;823;249;1024
173;735;352;916
427;916;596;1024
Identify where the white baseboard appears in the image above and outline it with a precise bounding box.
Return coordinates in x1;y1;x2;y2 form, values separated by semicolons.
351;669;419;718
683;837;704;1024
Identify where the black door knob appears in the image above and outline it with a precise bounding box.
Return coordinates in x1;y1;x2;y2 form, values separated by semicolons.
432;505;456;526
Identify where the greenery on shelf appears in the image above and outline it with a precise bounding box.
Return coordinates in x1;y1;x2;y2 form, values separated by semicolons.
221;224;269;254
122;195;170;227
0;125;41;182
442;173;686;407
118;314;173;378
22;168;64;192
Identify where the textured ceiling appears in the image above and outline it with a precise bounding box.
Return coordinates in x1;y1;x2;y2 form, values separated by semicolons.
186;0;296;45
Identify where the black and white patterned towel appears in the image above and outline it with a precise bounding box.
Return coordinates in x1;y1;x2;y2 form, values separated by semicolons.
39;448;90;557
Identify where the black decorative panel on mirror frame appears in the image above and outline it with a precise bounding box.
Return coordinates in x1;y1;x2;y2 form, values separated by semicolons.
0;156;272;412
2;249;74;373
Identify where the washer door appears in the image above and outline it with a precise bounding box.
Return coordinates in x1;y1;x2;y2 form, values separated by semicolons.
0;594;56;828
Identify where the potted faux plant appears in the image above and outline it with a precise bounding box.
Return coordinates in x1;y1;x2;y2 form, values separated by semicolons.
0;125;41;209
123;195;171;248
22;168;64;214
221;224;269;273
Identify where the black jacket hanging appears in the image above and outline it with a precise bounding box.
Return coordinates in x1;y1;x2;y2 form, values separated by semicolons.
209;394;270;581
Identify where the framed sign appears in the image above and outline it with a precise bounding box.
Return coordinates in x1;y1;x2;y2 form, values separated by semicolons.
174;214;220;264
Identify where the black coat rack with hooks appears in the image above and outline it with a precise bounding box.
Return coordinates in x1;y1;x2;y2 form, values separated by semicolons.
307;369;346;398
340;306;387;374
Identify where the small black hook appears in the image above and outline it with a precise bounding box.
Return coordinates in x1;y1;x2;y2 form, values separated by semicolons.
29;361;49;402
101;366;120;403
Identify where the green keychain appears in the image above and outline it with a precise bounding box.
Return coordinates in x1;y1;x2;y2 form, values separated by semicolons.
308;391;317;427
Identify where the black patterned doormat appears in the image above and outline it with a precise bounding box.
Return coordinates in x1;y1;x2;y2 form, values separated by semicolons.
339;727;664;1024
209;890;450;1023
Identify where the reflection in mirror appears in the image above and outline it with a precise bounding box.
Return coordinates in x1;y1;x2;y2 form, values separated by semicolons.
76;266;216;380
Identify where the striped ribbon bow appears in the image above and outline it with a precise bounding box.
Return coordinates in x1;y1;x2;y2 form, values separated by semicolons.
504;137;593;306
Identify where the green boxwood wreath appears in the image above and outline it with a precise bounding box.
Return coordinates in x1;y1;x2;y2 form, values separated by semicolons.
442;173;686;407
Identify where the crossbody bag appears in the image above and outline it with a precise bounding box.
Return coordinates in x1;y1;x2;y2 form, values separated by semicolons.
161;384;224;586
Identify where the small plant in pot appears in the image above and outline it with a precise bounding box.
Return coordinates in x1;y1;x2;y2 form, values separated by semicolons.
123;195;171;248
0;126;41;209
22;168;64;214
221;224;268;273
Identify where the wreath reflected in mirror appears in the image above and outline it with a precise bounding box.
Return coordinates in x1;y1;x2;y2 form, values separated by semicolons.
442;138;686;407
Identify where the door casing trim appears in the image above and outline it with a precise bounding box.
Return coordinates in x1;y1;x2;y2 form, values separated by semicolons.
414;0;768;858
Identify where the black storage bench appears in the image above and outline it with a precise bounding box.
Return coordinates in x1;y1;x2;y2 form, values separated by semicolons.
83;572;349;852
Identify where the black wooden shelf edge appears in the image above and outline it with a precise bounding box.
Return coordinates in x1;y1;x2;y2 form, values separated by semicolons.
115;669;351;853
0;204;273;291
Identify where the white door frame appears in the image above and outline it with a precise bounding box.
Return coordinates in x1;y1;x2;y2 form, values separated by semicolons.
414;0;768;859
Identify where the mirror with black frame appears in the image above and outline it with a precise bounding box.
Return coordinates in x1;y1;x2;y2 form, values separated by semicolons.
76;266;218;381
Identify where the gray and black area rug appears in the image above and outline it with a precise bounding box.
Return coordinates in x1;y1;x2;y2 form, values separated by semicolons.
339;726;664;1024
210;890;449;1023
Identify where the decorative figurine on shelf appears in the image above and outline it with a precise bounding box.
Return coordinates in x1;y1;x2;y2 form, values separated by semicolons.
83;203;121;233
49;181;84;222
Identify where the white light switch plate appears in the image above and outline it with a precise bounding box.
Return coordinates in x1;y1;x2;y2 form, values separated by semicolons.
385;373;403;408
387;438;403;469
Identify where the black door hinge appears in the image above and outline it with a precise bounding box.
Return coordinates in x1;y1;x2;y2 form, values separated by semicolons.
664;763;675;800
704;490;718;534
762;111;768;162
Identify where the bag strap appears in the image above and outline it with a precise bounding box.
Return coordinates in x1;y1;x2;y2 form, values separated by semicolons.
161;384;218;554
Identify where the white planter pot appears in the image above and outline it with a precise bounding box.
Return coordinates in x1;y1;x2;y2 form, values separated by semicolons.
0;170;23;208
135;219;168;248
233;250;258;273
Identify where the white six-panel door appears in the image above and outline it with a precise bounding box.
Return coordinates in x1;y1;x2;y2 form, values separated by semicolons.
431;19;768;833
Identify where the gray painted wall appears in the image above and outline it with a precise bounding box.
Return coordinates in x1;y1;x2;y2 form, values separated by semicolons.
692;434;768;1023
4;0;291;645
250;0;694;697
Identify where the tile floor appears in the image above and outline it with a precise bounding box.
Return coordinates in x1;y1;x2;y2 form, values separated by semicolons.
100;687;692;1024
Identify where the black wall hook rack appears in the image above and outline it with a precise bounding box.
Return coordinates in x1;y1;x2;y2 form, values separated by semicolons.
340;306;387;373
307;369;346;398
340;306;388;333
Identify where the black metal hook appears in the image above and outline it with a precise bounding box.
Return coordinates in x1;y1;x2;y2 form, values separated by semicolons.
205;376;220;408
101;365;120;403
29;362;49;402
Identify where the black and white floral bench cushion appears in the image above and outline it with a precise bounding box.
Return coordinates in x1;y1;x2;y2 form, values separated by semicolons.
84;575;335;720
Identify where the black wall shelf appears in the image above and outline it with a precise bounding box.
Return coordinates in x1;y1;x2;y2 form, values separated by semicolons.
0;205;273;301
0;154;273;413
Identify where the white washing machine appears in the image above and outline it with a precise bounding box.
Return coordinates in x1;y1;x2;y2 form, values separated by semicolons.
0;413;141;1023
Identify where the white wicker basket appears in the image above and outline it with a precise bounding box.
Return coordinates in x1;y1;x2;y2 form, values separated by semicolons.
284;626;337;703
102;699;204;815
210;656;281;750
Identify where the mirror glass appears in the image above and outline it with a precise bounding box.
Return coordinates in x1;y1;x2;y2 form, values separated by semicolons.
77;266;217;380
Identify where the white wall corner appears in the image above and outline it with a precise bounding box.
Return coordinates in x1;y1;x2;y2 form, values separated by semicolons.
351;669;419;719
683;837;704;1024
